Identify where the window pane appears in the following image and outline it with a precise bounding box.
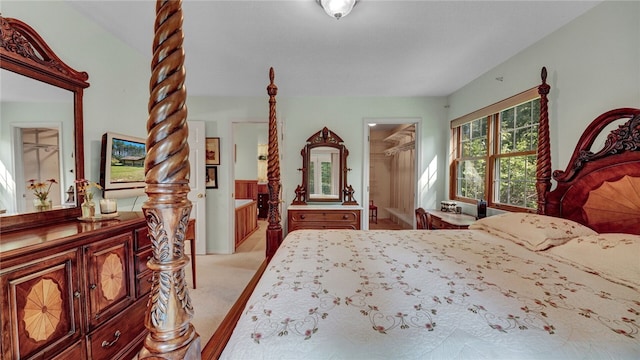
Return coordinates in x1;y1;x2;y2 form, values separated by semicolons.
501;108;514;130
321;162;331;195
309;162;315;194
461;123;470;141
525;155;536;180
495;154;537;209
469;138;487;156
471;120;481;138
515;102;531;128
457;159;485;199
500;131;514;153
515;128;531;151
532;99;540;125
530;124;538;149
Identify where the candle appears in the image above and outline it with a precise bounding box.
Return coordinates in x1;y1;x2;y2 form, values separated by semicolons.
100;199;117;214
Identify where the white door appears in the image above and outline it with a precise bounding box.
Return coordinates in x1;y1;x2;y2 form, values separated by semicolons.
187;121;207;254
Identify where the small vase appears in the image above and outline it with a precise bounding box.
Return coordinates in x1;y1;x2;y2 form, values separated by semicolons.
33;198;52;211
82;200;96;218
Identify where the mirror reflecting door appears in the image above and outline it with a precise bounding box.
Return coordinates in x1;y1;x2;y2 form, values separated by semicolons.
16;127;63;212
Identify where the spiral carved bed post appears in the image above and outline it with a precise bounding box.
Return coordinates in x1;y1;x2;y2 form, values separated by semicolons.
139;1;201;359
266;67;283;260
536;66;552;214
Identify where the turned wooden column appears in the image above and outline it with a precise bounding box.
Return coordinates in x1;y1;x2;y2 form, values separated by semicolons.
536;66;552;215
139;1;201;359
266;67;283;260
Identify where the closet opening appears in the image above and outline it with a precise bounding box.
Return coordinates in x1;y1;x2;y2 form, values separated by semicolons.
365;121;418;230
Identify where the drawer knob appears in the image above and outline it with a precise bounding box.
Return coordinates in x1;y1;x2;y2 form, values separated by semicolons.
89;283;97;290
101;330;121;348
74;291;81;298
300;214;306;219
342;215;349;219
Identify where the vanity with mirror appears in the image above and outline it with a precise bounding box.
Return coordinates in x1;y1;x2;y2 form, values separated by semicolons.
0;16;149;359
288;127;361;231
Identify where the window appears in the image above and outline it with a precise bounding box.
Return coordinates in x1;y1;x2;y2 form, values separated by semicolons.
309;148;340;197
450;88;540;211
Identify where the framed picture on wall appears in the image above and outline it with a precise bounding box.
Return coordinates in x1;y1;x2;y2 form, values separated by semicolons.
205;137;220;165
206;166;218;189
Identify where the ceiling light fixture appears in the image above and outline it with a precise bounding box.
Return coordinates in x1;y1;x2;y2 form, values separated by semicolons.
317;0;358;20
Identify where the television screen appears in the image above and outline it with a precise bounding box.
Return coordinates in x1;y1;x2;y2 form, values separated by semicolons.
100;132;147;198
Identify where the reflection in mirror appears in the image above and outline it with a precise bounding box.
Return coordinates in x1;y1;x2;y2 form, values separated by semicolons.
308;146;340;199
1;70;74;215
0;15;89;232
292;127;358;205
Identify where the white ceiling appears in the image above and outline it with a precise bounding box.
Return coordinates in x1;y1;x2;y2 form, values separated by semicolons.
64;1;600;97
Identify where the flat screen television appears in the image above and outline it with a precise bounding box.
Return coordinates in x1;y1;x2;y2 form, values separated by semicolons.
100;132;147;198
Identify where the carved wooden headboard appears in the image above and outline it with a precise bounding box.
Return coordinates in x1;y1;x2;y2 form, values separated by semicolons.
544;108;640;234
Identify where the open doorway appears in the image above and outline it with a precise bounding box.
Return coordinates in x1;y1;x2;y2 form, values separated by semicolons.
363;119;420;230
232;122;268;253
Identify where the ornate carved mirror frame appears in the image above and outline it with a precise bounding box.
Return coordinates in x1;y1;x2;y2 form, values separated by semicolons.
292;127;358;206
0;15;90;233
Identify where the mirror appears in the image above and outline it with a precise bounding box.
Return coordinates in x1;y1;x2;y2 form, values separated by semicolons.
292;127;358;205
0;15;89;232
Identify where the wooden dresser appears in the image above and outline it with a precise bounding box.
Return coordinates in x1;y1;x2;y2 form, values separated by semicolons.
427;209;476;229
287;205;362;232
0;212;151;360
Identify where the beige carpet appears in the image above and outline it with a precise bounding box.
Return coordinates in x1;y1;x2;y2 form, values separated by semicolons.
186;220;266;346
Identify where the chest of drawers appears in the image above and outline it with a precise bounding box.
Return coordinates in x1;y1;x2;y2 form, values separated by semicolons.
0;212;150;360
287;205;361;232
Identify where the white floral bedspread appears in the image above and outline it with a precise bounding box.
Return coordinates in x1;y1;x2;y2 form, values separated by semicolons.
220;230;640;359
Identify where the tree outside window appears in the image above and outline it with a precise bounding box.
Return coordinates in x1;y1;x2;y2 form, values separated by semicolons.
451;93;540;212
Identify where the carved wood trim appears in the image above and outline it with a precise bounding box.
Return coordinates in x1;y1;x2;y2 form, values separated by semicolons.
536;67;551;214
306;126;345;145
0;16;89;86
138;1;200;358
553;109;640;182
266;67;283;261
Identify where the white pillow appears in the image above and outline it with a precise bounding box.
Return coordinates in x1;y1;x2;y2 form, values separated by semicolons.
469;212;597;251
544;233;640;290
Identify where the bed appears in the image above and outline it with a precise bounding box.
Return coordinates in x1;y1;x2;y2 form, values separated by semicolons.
209;81;639;359
205;84;640;359
136;1;639;359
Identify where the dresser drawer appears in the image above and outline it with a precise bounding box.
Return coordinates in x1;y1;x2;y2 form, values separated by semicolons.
288;208;361;231
135;247;153;275
134;226;151;251
289;222;358;231
136;270;154;298
87;298;147;360
289;210;359;222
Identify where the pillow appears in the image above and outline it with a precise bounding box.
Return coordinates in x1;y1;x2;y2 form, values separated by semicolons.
544;233;640;290
469;212;597;251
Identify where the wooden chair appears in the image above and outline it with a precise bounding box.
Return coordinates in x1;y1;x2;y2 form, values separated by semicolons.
415;207;431;229
369;200;378;224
